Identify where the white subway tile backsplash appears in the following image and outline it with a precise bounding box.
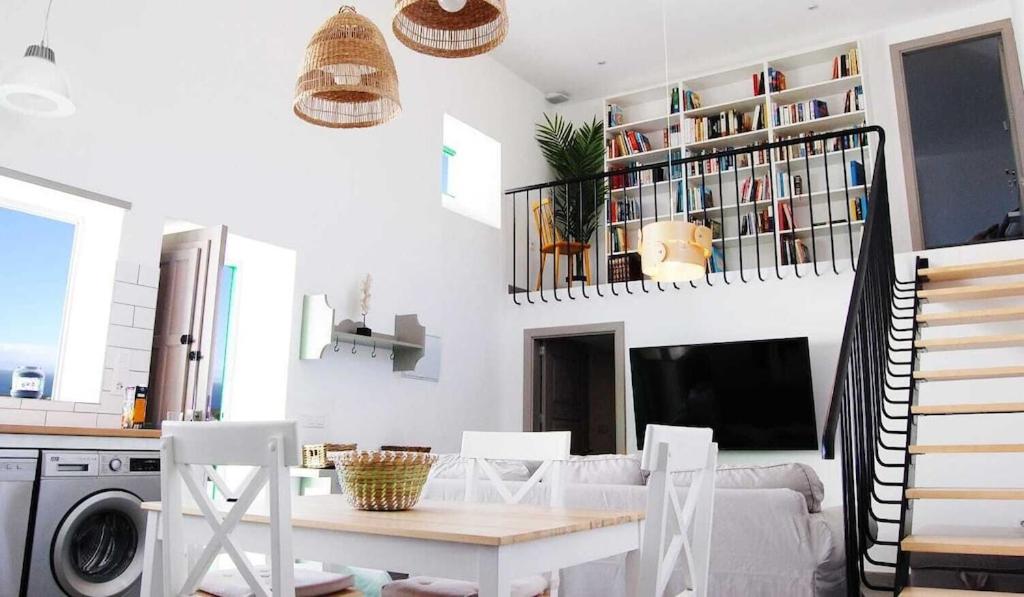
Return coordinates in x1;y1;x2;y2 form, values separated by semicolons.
128;350;152;373
20;399;76;411
102;368;115;392
96;414;123;429
108;325;154;350
45;411;98;427
74;401;100;413
113;282;158;309
109;303;135;326
138;265;160;288
126;371;150;390
0;409;46;425
133;307;156;330
115;261;140;284
0;397;23;409
100;392;126;414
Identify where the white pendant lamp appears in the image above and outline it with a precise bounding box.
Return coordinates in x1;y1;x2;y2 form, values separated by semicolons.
0;0;75;118
639;0;711;282
641;221;713;282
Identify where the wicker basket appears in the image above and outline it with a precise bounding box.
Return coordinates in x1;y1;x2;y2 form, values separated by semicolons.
332;450;437;511
302;443;357;469
379;445;431;453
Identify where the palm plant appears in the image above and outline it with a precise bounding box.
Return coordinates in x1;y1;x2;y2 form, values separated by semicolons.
534;113;608;257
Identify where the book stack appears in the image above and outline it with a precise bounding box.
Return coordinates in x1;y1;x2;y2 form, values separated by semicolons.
690;217;723;240
849;161;865;186
849;194;869;222
753;68;786;95
610;161;668;190
832;48;860;79
772;132;868;162
773;99;829;127
739;211;774;236
684;107;765;143
607;104;625;127
663;124;683;148
608;252;643;282
843;85;865;113
778;202;796;232
609;198;641;223
687;147;769;177
682;90;702;111
607;130;655;158
781;238;811;265
739;175;771;203
609;227;630;253
687;186;715;212
670;87;681;114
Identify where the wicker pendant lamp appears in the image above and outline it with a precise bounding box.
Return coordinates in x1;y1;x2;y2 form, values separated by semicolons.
294;6;401;128
392;0;508;58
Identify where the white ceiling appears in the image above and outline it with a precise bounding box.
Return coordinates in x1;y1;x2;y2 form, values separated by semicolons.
490;0;975;101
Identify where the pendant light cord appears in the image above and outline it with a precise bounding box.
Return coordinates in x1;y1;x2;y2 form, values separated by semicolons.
41;0;55;46
662;0;674;197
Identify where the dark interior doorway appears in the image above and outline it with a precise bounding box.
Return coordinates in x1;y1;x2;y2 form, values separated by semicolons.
532;334;616;455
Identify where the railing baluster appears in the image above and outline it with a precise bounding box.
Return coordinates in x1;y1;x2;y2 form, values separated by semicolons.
823;140;839;275
783;147;801;278
733;152;747;283
594;174;604;298
716;165;729;284
803;141;820;276
840;139;856;268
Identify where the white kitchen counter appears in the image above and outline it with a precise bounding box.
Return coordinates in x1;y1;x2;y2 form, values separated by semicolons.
0;424;161;450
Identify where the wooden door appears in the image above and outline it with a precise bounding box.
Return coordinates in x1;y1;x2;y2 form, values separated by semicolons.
148;226;226;426
539;340;589;455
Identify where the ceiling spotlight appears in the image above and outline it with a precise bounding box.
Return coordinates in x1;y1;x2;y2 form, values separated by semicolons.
597;60;607;66
808;2;819;10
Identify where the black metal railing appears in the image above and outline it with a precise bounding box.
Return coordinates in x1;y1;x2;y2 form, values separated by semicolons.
506;126;881;303
818;127;920;594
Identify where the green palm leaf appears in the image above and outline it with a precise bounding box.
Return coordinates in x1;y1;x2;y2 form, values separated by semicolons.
535;113;607;243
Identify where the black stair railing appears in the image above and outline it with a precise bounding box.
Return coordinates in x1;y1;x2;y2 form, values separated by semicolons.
507;127;881;303
819;127;921;594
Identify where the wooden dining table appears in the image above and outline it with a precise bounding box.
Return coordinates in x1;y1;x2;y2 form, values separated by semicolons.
139;495;644;597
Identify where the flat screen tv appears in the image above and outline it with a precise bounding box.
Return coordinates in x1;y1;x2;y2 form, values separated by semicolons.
630;337;817;450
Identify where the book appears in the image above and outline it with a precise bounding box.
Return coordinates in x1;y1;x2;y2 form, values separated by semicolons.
683;90;702;111
772;99;829;127
832;48;861;79
843;85;865;113
608;103;625;127
671;87;681;114
849;161;865;186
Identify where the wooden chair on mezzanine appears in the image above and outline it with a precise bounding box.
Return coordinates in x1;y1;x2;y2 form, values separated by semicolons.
637;425;717;597
145;420;361;597
531;198;592;290
381;430;573;597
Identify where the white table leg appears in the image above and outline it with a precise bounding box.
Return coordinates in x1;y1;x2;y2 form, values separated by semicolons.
625;546;641;597
141;510;162;597
477;550;511;597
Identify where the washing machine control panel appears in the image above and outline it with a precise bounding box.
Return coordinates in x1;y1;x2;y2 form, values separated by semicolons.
99;452;160;476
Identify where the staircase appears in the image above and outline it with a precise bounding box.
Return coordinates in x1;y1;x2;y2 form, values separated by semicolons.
893;257;1024;595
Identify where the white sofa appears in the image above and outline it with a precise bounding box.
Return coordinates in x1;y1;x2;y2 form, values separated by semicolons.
421;454;846;597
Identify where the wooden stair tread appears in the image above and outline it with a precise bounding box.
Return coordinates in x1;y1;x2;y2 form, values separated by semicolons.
907;487;1024;500
902;533;1024;556
902;588;1023;596
918;306;1024;326
919;258;1024;282
916;334;1024;351
910;443;1024;454
913;402;1024;415
919;282;1024;302
914;366;1024;382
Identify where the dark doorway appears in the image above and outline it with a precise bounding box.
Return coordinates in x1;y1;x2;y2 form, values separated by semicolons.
533;334;616;455
894;21;1024;249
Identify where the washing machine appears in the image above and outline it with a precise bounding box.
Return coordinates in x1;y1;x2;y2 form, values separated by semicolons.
26;451;160;597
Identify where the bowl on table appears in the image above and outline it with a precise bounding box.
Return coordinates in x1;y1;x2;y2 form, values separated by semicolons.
331;450;437;511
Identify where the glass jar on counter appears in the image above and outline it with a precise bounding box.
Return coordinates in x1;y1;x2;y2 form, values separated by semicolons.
11;366;46;399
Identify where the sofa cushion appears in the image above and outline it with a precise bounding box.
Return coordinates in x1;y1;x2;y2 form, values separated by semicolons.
671;462;825;512
429;454;531;482
562;454;645;486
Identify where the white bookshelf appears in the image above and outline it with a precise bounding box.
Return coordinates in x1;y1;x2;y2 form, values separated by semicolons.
601;40;871;279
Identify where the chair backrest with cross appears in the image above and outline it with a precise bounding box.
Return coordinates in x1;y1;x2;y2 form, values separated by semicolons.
638;425;717;597
460;430;571;507
530;198;592;289
160;421;298;597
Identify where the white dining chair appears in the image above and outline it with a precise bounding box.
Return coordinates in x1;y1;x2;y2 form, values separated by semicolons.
637;425;717;597
382;431;572;597
154;420;357;597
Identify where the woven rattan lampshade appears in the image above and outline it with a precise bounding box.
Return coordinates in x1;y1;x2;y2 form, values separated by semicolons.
294;6;401;128
393;0;508;59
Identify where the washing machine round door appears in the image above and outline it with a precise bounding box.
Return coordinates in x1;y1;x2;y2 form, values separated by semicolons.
52;490;147;597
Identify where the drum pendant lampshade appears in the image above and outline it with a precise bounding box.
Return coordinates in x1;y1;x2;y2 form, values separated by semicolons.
640;221;713;283
0;44;75;118
393;0;508;59
294;6;401;128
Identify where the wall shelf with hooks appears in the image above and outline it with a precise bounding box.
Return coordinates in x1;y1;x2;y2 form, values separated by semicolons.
300;294;426;372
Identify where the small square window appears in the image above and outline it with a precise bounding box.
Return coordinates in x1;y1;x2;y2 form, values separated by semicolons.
441;113;501;228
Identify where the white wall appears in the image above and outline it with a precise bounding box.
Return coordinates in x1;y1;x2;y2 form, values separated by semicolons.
0;0;548;450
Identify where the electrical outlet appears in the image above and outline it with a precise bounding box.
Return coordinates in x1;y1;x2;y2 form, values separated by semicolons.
299;413;326;429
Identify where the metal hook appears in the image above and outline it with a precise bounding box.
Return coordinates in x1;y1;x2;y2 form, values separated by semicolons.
389;350;395;361
333;337;340;352
351;338;358;354
371;342;377;358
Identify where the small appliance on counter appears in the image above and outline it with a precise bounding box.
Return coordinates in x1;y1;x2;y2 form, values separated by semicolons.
10;365;47;399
